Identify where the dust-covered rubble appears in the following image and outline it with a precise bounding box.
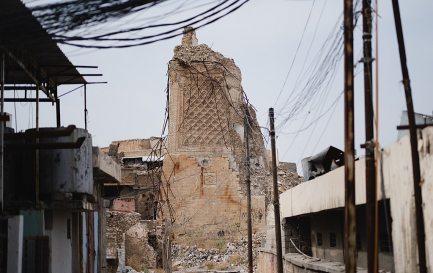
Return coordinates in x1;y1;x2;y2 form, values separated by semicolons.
171;234;265;272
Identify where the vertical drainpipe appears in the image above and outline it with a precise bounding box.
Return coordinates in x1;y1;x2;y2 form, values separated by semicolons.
0;52;5;212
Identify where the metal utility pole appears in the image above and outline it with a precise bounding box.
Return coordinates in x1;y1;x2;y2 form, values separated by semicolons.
55;86;61;128
269;108;283;273
343;0;357;272
84;84;88;130
244;108;253;273
362;0;378;272
391;1;426;272
56;98;61;128
35;85;40;206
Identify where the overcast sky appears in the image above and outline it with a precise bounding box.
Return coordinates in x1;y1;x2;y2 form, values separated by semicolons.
6;0;433;171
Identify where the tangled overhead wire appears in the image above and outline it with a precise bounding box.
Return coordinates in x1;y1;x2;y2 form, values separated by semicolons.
24;0;250;48
275;0;362;131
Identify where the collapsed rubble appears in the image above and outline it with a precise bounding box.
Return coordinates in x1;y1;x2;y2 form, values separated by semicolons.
103;28;304;273
106;210;163;273
169;162;301;272
171;234;265;272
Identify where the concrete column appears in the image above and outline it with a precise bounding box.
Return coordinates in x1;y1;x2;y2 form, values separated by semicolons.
7;215;23;273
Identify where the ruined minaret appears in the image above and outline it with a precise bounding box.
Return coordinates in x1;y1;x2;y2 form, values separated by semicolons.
162;28;270;246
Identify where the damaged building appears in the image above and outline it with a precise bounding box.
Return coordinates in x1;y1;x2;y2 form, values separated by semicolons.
101;138;166;272
0;1;122;273
162;28;272;247
100;32;303;271
102;138;164;220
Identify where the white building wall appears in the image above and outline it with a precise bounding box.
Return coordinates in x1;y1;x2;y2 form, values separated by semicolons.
47;210;73;273
7;215;23;273
420;128;433;272
279;127;433;273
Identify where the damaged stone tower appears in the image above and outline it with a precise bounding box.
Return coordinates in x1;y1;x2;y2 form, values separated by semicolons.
162;28;270;246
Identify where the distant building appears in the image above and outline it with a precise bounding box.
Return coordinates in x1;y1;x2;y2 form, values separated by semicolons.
102;138;164;220
101;138;165;273
397;110;433;140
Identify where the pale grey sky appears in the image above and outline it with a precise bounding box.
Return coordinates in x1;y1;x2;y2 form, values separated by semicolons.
6;0;433;170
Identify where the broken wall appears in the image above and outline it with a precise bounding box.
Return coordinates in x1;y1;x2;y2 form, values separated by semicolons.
105;210;160;272
104;138;163;220
162;29;270;246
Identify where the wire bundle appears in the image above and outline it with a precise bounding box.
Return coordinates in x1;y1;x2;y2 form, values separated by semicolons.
26;0;250;48
273;0;362;160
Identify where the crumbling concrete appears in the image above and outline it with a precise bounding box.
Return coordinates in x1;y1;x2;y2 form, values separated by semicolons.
103;138;166;272
161;30;274;270
103;138;163;219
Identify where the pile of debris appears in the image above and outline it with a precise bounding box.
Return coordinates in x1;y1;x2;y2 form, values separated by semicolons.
106;210;163;273
107;210;142;238
172;234;265;272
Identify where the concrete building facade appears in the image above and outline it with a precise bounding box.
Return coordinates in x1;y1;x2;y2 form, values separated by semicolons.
258;127;433;273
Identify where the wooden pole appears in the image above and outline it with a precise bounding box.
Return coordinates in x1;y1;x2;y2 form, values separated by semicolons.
244;108;253;273
343;0;357;271
391;1;426;272
269;108;284;273
362;0;379;271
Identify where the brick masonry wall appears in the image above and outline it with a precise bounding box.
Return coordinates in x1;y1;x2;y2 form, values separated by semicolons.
163;154;266;246
162;30;270;246
112;198;136;212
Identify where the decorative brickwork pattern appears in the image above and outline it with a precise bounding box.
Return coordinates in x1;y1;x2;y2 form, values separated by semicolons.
179;76;230;147
163;29;272;245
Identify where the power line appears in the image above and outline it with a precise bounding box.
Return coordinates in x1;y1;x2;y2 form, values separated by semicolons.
18;0;251;49
58;84;84;98
275;0;362;129
273;0;316;106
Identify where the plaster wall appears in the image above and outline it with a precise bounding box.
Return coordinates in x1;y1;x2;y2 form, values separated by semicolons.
47;210;73;273
39;128;93;195
278;127;433;273
93;147;122;183
7;215;23;273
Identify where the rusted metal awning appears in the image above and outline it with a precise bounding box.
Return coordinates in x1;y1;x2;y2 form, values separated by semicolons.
0;0;101;99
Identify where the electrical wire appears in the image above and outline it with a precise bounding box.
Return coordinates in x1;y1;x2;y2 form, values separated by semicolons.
58;84;84;98
273;0;316;106
17;0;251;49
275;0;361;127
